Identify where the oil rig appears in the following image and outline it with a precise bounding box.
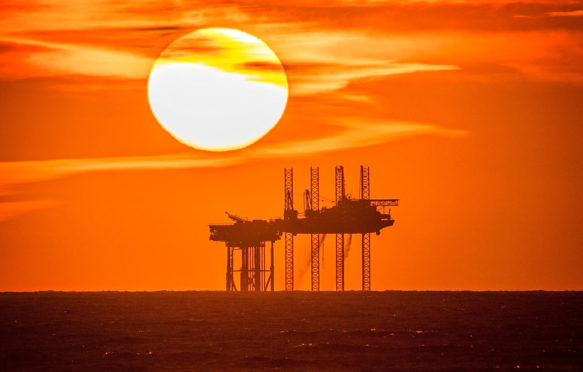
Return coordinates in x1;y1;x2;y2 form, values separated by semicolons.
209;166;399;292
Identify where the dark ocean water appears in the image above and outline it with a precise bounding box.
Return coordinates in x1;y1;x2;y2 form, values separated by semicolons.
0;291;582;370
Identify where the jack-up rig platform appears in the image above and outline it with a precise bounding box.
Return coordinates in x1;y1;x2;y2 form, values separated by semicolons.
209;166;399;292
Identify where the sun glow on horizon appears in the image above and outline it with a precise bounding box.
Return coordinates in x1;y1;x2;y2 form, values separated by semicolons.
148;28;288;151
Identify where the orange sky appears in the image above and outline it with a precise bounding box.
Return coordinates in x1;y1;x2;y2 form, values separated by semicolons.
1;0;582;291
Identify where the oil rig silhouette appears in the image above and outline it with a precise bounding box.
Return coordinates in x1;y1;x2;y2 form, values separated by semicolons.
209;166;399;292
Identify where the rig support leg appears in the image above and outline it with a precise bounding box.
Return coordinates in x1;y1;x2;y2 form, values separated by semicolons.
311;233;320;291
336;233;344;291
335;166;345;291
241;247;248;292
362;233;371;291
310;166;320;291
254;245;261;292
270;241;274;292
226;246;234;291
285;232;294;291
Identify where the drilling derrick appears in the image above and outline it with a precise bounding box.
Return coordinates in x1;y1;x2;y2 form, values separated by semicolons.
310;167;320;291
284;168;294;291
360;166;371;291
335;166;346;291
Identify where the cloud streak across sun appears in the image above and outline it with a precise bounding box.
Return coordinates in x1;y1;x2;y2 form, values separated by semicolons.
152;28;287;89
2;0;583;90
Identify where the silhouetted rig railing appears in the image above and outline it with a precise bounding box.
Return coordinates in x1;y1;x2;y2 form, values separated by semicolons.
209;166;399;292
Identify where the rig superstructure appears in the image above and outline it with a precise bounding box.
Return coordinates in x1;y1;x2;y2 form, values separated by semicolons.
209;166;399;292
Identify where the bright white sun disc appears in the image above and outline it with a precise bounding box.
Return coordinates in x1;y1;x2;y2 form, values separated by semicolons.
147;28;288;151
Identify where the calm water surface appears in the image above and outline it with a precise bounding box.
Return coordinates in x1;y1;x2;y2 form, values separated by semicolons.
1;291;582;370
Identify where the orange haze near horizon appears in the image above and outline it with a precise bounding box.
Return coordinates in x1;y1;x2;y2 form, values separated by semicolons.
1;0;582;291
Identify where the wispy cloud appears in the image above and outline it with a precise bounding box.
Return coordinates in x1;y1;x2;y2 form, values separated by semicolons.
258;120;467;156
547;10;583;17
0;200;61;222
4;0;583;89
0;32;460;95
0;153;243;197
288;62;460;95
0;119;467;202
0;37;151;79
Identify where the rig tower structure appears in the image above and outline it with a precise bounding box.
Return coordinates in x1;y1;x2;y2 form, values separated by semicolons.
209;166;399;292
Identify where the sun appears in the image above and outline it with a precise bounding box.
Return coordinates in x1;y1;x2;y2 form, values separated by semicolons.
147;28;288;152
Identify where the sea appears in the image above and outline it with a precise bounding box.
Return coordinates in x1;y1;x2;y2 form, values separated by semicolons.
1;291;581;370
